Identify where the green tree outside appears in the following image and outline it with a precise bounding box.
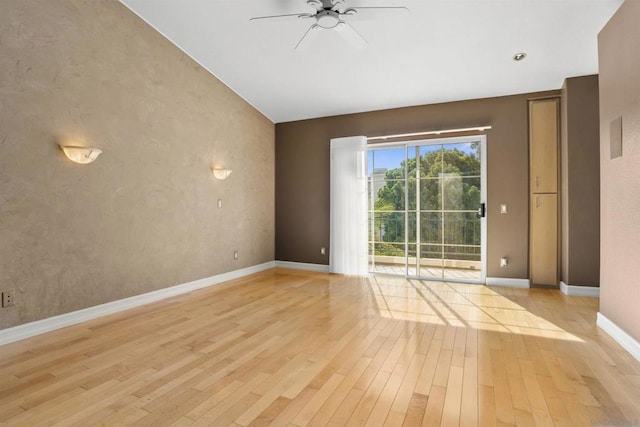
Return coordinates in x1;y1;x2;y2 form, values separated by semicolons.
370;144;481;261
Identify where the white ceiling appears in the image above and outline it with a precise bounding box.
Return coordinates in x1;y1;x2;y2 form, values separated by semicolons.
120;0;622;123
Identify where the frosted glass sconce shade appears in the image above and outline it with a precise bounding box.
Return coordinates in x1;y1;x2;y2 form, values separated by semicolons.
212;168;232;180
60;146;102;164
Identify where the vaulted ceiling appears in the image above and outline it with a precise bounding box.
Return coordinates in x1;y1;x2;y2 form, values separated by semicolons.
121;0;622;123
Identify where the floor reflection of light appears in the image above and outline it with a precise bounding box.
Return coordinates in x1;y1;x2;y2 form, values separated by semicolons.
368;275;584;342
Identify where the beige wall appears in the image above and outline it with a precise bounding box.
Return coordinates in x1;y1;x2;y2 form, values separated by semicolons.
276;91;560;279
598;0;640;341
560;75;600;287
0;0;275;329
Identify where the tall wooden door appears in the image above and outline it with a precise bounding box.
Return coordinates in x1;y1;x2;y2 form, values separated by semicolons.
530;192;558;285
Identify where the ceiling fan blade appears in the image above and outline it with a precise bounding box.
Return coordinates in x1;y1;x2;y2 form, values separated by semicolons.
250;13;313;22
307;0;323;10
295;24;321;51
342;7;409;20
335;21;367;49
330;0;345;10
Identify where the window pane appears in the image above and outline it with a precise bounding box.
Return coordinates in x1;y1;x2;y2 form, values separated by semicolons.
407;243;417;276
420;212;442;244
443;212;481;246
372;243;405;275
407;177;416;210
418;243;443;279
372;212;405;243
420;243;443;261
442;142;481;177
443;245;480;262
373;242;405;257
420;178;441;210
419;145;443;178
407;212;416;243
373;179;405;211
442;177;481;211
371;148;406;175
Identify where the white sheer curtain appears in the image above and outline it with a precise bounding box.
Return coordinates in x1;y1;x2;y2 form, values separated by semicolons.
330;136;368;276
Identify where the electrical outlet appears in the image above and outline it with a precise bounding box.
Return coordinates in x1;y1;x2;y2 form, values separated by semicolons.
217;199;223;208
2;290;15;307
500;204;508;214
320;247;326;255
500;257;508;268
233;250;238;260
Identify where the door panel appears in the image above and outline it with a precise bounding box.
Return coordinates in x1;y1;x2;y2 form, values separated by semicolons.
530;99;559;193
530;193;558;286
417;141;482;282
368;137;486;283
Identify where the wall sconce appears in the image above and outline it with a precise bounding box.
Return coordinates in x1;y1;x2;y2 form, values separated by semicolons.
212;168;232;180
60;146;102;164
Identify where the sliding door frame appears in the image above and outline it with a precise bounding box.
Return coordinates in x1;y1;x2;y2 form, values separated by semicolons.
367;134;487;284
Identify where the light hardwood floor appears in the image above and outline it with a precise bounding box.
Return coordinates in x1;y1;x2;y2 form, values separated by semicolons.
373;265;481;281
1;268;639;426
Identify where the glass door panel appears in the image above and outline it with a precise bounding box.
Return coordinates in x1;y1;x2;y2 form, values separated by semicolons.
368;148;407;275
417;211;443;279
368;137;485;283
414;139;483;281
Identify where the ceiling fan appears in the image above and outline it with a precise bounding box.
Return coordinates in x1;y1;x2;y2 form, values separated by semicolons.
250;0;409;50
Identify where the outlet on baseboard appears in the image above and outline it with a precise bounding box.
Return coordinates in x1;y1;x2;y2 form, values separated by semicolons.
1;290;15;307
233;250;238;260
500;257;508;268
320;247;326;255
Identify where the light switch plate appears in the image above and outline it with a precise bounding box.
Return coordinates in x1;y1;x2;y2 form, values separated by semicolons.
500;204;508;214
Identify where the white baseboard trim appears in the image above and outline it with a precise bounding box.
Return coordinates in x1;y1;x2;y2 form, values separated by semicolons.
560;281;600;297
597;312;640;363
485;277;530;288
0;261;276;347
275;261;330;273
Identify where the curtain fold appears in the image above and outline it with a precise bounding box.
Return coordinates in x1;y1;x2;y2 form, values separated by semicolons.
330;136;368;276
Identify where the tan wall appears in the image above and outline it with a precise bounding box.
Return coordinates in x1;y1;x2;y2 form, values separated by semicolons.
560;75;600;287
276;90;560;278
0;0;275;329
598;0;640;341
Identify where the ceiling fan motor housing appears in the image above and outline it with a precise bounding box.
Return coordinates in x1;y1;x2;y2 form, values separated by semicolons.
316;10;340;28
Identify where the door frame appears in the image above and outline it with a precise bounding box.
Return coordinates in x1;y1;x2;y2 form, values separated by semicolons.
367;134;487;284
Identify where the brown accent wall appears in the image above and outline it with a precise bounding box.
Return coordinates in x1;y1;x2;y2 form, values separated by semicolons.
276;90;560;278
598;0;640;341
0;0;275;329
560;75;600;287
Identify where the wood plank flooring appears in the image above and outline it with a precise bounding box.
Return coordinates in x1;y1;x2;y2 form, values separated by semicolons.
1;268;639;426
372;265;482;282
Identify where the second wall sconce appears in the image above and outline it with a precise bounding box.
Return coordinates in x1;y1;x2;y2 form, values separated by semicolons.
212;168;232;180
60;146;102;164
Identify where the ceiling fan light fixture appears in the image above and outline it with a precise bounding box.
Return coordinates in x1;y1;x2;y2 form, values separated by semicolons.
316;10;340;28
513;52;527;61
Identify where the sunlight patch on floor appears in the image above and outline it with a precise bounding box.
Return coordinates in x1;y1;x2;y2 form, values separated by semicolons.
368;275;584;342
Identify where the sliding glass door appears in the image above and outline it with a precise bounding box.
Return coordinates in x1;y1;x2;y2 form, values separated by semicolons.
368;136;486;283
368;147;407;275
